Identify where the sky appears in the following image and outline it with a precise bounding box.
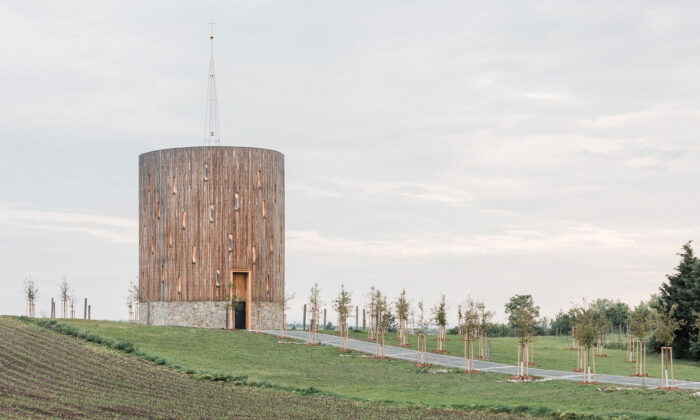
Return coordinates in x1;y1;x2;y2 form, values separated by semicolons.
1;1;699;325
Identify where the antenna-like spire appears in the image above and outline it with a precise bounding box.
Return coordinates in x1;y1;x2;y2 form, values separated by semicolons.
204;20;221;145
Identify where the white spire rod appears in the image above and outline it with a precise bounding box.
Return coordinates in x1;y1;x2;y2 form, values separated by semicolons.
204;20;221;145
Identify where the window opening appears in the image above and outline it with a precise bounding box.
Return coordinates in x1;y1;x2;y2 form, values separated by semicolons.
257;171;262;188
252;246;257;264
157;201;160;219
209;205;214;222
262;201;266;218
168;229;172;247
270;236;273;252
177;275;182;294
266;276;270;293
204;164;209;181
173;176;176;194
274;185;277;203
216;270;221;288
182;211;186;229
192;246;197;264
228;234;233;252
234;193;240;211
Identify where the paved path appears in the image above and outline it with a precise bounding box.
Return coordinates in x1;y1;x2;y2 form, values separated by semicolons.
264;330;700;390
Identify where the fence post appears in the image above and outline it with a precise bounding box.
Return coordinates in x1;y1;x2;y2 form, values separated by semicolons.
88;305;91;320
323;309;327;330
355;306;359;330
84;298;88;319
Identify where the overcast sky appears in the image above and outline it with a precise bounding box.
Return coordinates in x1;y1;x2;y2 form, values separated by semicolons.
1;1;699;325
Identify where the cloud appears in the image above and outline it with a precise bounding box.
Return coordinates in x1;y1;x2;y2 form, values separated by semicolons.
0;203;137;244
347;180;473;207
287;220;637;258
287;183;342;198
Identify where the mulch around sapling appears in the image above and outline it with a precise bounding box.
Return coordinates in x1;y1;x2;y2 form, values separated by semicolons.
507;375;535;382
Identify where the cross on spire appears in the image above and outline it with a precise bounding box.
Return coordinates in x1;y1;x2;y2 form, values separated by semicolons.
204;20;221;145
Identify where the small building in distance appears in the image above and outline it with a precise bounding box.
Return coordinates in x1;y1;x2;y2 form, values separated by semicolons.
138;146;284;329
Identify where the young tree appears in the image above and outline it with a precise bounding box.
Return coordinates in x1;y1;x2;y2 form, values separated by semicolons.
366;286;377;341
307;283;321;345
628;301;654;376
127;280;143;322
477;301;494;359
658;242;700;359
395;289;410;346
462;297;479;373
415;300;429;367
59;276;70;319
571;302;599;383
373;289;389;358
504;294;539;379
457;305;464;336
654;304;685;389
68;289;77;319
333;285;352;351
594;308;611;357
431;293;448;353
24;276;39;318
279;292;295;339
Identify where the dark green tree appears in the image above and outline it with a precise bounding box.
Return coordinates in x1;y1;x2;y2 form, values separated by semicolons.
551;310;575;335
658;242;700;359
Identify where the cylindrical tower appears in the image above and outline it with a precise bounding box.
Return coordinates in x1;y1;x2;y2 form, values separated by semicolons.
138;146;284;329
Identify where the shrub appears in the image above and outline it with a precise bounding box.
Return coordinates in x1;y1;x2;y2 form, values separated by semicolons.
112;340;135;353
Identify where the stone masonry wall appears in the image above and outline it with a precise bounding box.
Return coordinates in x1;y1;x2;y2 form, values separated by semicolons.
137;300;283;330
249;301;283;331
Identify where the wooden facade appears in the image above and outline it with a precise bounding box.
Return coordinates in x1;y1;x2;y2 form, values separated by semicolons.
139;147;284;327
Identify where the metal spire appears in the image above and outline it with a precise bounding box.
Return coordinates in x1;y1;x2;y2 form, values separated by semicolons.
204;20;221;145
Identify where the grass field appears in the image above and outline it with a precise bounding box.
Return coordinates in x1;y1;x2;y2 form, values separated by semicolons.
0;317;528;419
55;319;700;419
333;329;700;381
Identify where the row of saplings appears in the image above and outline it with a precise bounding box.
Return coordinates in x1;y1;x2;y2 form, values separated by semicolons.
566;301;688;389
301;284;499;375
294;284;695;390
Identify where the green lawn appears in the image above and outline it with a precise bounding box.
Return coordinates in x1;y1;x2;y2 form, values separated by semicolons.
61;319;700;419
334;329;700;382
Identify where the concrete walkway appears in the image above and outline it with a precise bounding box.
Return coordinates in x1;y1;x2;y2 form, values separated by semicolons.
264;330;700;390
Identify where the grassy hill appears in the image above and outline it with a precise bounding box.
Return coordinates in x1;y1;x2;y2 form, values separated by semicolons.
0;317;527;419
46;319;700;419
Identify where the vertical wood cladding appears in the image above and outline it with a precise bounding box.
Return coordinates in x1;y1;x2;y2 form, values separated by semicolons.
139;147;284;305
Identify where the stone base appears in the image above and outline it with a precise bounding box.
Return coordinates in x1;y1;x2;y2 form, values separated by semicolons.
136;300;283;330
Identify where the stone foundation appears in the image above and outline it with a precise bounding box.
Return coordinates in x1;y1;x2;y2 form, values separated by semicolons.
137;300;283;330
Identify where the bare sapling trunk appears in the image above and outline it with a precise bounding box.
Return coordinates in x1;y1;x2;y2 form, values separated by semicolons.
659;347;676;389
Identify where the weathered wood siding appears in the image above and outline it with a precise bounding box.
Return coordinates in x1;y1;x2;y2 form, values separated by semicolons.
139;147;284;305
